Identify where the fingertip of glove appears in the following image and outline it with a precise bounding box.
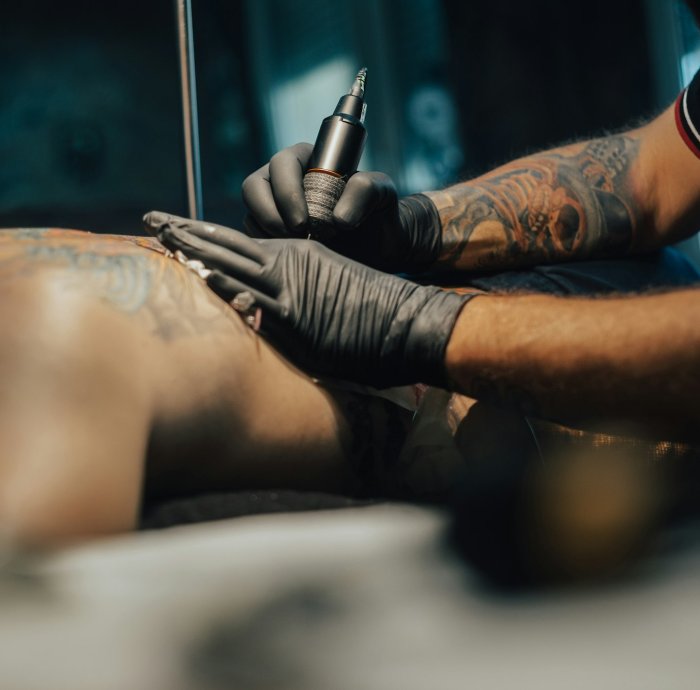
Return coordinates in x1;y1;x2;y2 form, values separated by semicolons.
331;207;361;230
205;270;232;301
143;211;171;234
284;203;308;233
205;268;223;287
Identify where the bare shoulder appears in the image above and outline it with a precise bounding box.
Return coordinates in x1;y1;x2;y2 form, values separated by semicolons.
0;228;243;342
0;228;164;254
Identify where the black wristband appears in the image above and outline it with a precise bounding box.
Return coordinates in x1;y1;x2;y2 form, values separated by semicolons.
397;193;443;272
675;69;700;159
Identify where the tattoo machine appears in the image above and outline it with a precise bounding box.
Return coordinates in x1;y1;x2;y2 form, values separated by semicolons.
303;67;368;239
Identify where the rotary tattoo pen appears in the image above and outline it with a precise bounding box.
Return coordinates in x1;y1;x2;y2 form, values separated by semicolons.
303;67;368;238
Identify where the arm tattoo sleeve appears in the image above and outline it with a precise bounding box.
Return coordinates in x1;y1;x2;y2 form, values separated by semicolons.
429;135;642;271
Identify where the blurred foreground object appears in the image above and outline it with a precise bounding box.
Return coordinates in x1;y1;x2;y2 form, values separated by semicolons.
450;406;700;588
1;505;699;689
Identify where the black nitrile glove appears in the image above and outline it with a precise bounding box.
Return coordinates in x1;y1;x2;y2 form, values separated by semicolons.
144;212;473;388
241;142;442;273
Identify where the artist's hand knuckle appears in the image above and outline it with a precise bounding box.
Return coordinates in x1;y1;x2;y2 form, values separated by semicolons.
378;174;396;196
295;142;314;161
270;150;288;169
352;173;374;195
241;174;258;200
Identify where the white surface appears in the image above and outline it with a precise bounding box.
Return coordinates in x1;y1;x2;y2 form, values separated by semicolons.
0;505;698;690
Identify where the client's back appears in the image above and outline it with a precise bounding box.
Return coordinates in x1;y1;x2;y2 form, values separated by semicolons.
0;229;361;545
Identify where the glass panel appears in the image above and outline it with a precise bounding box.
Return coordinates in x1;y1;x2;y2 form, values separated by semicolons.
190;0;262;227
0;0;187;234
678;2;700;86
384;0;463;193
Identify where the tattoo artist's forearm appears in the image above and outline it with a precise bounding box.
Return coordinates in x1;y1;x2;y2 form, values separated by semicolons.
427;135;644;271
445;290;700;440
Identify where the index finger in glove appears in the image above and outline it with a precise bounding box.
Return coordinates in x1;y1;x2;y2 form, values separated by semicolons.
145;211;265;263
268;142;314;234
144;212;265;282
241;143;314;237
241;163;288;236
166;214;267;264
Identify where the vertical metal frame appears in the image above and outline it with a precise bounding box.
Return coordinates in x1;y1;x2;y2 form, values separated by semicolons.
176;0;203;219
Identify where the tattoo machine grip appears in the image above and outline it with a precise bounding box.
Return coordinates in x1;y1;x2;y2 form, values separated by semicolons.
304;67;368;237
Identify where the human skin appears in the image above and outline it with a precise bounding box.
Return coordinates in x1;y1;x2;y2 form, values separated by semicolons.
426;101;700;270
439;99;700;439
445;288;700;440
219;98;700;437
0;229;413;547
240;91;700;277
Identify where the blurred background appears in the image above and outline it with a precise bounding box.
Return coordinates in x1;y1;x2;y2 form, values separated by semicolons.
1;0;699;263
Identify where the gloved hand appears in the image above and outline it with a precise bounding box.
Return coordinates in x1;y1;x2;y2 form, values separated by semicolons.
144;211;474;388
241;142;442;274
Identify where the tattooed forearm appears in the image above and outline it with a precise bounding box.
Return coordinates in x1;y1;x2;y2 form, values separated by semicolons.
427;135;642;271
